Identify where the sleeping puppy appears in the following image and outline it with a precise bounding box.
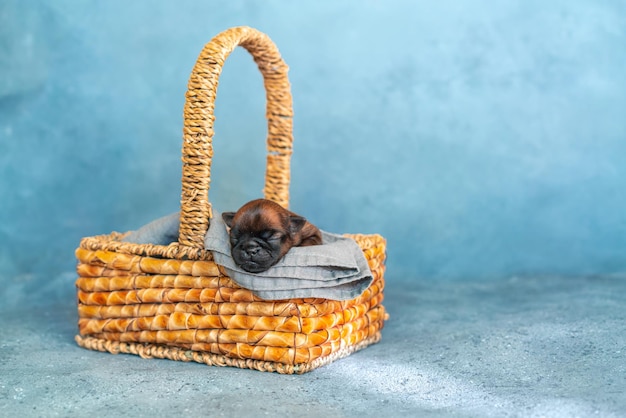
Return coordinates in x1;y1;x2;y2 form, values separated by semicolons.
222;199;322;273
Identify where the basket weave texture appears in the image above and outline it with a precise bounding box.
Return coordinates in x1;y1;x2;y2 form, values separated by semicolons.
75;26;387;374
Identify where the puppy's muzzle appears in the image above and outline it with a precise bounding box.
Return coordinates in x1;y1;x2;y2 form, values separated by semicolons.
242;242;261;256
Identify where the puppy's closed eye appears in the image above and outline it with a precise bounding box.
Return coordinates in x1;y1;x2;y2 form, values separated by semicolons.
260;230;283;241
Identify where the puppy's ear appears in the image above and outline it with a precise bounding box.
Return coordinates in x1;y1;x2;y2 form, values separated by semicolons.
222;212;236;227
288;215;307;235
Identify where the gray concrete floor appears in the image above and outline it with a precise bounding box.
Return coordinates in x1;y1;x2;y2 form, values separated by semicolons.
1;274;625;417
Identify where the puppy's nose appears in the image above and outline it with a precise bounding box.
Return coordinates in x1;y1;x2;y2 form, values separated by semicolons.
243;242;260;256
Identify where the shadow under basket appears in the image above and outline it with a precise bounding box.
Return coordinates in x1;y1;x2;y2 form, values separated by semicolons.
74;26;388;374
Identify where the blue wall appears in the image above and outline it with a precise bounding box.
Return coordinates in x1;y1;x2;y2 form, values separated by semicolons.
1;0;625;286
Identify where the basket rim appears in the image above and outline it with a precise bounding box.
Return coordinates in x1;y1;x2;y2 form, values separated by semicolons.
78;230;386;261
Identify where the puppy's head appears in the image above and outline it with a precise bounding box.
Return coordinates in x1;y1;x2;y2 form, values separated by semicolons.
222;199;310;273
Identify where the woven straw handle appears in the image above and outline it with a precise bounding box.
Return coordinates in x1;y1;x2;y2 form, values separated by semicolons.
179;27;294;249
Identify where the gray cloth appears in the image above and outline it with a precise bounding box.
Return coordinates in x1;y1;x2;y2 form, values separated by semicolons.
123;212;180;246
123;212;373;300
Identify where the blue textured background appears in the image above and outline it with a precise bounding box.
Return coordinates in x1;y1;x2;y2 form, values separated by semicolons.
1;0;625;288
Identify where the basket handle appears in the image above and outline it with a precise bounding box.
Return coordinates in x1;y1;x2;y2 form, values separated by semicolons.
179;26;294;249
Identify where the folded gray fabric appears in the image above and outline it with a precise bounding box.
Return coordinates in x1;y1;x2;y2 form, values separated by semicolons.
123;212;180;246
123;212;373;301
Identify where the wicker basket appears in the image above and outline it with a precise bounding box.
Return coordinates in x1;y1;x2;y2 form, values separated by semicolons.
74;26;387;374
